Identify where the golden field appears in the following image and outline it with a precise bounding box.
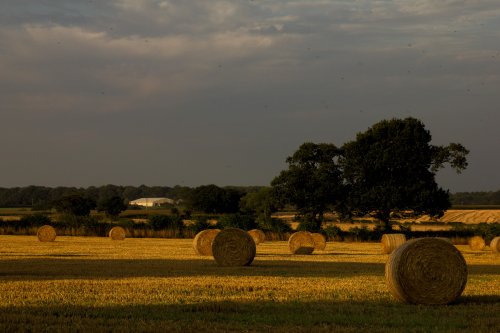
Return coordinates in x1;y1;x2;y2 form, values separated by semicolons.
0;236;499;332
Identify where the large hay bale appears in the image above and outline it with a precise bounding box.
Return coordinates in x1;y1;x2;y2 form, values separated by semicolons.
193;229;221;256
385;238;467;305
109;226;126;240
311;233;327;251
469;236;485;251
247;229;266;245
212;228;256;266
381;233;406;254
288;231;315;254
37;225;56;242
489;237;500;253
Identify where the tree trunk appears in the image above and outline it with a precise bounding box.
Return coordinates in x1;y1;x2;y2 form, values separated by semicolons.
376;210;392;232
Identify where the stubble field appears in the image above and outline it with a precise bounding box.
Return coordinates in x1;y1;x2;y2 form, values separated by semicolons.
0;235;499;332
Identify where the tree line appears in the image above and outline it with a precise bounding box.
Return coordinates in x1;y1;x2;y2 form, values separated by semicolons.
1;183;493;211
1;118;477;232
450;191;500;206
0;185;260;210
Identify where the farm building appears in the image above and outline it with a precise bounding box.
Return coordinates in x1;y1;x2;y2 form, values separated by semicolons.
129;197;176;207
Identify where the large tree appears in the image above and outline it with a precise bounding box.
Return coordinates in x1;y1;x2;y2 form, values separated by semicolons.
96;196;127;217
188;185;243;214
240;187;277;219
340;117;468;231
52;194;96;217
271;142;344;231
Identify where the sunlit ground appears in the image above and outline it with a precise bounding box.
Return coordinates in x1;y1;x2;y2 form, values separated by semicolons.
1;236;499;332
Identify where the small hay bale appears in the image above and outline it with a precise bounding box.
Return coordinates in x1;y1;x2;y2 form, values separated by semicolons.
489;237;500;253
193;229;221;256
109;226;126;240
212;228;256;266
469;236;485;251
385;238;467;305
311;233;327;251
381;233;406;254
288;231;315;254
37;225;56;242
247;229;266;245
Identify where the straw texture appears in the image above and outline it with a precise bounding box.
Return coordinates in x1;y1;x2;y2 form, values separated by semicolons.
37;225;56;242
381;233;406;254
109;226;126;240
385;238;467;305
193;229;221;256
247;229;266;245
489;236;500;253
311;233;327;251
469;236;485;251
212;228;256;266
288;231;315;254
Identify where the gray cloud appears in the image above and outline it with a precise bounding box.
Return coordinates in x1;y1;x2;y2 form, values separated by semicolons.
1;0;499;191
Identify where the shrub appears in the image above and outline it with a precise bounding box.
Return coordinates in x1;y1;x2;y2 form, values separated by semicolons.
348;226;373;241
182;209;192;219
149;215;183;231
57;214;100;228
398;222;412;233
474;223;500;243
217;214;256;230
296;218;321;232
115;218;135;229
189;215;213;234
323;225;342;240
19;214;52;227
97;196;127;217
170;207;180;216
256;216;291;233
448;222;500;242
52;194;96;216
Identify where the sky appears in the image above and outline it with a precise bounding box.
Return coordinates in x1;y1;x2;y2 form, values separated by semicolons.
1;0;499;192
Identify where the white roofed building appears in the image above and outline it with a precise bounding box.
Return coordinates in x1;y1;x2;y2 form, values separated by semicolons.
129;197;176;207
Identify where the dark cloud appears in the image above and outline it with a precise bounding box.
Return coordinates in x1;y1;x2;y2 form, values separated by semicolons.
1;0;499;191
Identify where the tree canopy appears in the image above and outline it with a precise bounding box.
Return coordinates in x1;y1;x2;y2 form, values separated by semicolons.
271;142;344;230
96;196;127;217
240;187;277;220
187;184;243;214
52;194;96;216
340;117;468;230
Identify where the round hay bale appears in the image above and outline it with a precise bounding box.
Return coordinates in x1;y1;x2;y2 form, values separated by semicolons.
37;225;56;242
435;237;452;243
288;231;315;254
489;237;500;253
193;229;221;256
247;229;266;245
381;233;407;254
109;226;126;240
385;238;467;305
469;236;485;251
212;228;256;266
311;233;327;251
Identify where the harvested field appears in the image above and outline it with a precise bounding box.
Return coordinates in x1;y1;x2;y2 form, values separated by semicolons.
418;210;500;223
0;235;498;332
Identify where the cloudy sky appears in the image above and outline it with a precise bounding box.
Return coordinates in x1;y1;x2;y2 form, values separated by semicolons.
1;0;499;192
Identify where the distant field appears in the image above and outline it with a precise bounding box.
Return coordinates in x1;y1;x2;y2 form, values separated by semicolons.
433;210;500;223
0;236;498;332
